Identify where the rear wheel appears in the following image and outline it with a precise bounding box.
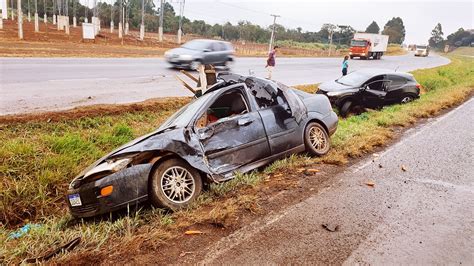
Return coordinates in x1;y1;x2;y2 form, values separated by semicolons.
149;158;202;210
400;94;415;104
304;122;330;156
350;55;354;59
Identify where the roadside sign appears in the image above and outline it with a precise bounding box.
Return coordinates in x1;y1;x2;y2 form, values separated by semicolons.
82;23;95;40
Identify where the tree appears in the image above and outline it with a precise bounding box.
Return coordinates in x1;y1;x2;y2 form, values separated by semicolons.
428;23;444;49
446;28;473;47
365;21;380;34
382;17;406;44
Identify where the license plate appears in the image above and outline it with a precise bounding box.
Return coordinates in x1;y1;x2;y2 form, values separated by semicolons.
68;194;82;207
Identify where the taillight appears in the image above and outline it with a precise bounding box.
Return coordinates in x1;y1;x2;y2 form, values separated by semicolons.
416;84;421;89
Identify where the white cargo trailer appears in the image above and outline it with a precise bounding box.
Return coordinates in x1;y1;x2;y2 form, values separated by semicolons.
349;33;389;60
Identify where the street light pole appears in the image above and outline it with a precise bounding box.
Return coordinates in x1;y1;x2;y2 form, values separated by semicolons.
177;0;184;44
268;14;280;53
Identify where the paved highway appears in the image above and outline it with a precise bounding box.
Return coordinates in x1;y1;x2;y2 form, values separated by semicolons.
197;99;474;264
0;52;449;115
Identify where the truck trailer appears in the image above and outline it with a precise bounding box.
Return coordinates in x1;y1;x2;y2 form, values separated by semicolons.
349;33;389;60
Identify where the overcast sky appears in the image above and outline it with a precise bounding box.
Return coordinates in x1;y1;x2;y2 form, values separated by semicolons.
165;0;473;44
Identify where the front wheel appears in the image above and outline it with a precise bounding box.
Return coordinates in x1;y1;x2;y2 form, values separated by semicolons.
149;158;202;210
189;60;201;71
304;122;330;156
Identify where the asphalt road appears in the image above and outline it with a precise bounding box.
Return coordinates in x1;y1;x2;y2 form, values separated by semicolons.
199;99;474;264
0;52;449;115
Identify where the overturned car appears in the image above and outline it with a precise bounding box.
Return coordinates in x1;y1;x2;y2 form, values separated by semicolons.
67;73;338;218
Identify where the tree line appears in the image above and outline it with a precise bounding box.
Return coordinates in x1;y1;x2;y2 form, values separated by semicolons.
16;0;412;45
428;23;473;50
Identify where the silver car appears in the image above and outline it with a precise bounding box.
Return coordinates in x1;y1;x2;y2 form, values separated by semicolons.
165;39;235;69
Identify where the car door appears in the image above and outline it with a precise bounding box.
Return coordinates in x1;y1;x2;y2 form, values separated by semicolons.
257;91;301;155
195;87;270;174
384;75;407;104
204;42;222;64
362;75;390;108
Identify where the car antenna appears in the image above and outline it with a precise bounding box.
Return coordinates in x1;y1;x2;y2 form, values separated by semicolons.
395;66;400;72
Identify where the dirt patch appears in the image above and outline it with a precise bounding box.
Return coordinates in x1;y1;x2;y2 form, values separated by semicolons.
0;97;191;125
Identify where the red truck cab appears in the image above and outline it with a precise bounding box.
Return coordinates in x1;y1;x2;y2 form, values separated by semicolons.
350;39;371;59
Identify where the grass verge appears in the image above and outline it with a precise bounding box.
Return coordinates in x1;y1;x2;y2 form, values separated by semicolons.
1;53;473;263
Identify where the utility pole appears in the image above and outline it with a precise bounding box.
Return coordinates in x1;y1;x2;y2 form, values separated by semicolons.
158;0;163;41
34;0;38;31
324;23;337;57
268;14;280;52
11;0;14;20
43;0;47;24
17;0;23;39
177;0;184;44
110;0;113;33
72;0;76;27
118;0;123;41
139;0;144;40
27;0;31;22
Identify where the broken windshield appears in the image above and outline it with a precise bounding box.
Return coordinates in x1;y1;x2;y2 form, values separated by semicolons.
159;91;217;130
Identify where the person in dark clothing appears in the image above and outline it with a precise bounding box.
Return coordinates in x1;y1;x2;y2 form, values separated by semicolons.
342;55;349;76
266;46;278;79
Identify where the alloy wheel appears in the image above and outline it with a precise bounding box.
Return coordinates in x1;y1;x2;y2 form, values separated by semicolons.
160;166;195;204
309;126;328;153
401;96;413;104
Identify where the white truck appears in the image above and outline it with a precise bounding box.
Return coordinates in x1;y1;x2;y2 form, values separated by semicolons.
349;33;389;60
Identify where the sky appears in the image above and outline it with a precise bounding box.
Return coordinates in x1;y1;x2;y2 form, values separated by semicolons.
164;0;473;44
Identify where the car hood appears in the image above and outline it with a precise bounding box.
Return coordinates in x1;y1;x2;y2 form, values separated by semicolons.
166;47;201;56
318;80;358;92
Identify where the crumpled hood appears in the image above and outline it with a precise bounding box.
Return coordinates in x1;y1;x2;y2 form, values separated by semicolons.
319;80;357;92
73;127;175;179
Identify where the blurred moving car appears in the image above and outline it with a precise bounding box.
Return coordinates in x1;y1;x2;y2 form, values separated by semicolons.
414;45;430;57
67;73;338;218
318;69;421;117
164;39;235;69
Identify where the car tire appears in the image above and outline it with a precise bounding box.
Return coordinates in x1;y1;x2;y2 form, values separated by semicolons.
304;122;331;156
340;100;353;117
350;55;354;59
149;158;202;210
189;60;201;71
400;94;415;104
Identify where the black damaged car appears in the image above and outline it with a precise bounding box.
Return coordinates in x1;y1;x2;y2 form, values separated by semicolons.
318;69;421;117
67;73;338;218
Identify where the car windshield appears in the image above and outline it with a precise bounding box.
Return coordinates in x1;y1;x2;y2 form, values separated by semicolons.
417;45;427;49
159;91;217;130
182;40;210;51
336;71;371;86
351;40;367;47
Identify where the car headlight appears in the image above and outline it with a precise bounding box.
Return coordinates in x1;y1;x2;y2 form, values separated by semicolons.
327;91;346;97
361;53;366;56
179;54;193;60
83;157;133;179
349;52;352;55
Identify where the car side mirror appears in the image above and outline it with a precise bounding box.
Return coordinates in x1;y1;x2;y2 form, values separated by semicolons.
361;85;368;91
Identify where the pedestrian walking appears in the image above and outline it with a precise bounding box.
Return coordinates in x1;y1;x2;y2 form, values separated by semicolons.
266;46;278;79
342;55;349;76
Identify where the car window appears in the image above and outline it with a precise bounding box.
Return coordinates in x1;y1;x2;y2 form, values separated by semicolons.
196;89;249;128
211;42;221;51
388;75;407;88
365;75;387;91
182;40;210;51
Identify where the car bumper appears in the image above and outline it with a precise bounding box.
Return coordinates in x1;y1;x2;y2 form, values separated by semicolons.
322;111;338;136
67;164;152;218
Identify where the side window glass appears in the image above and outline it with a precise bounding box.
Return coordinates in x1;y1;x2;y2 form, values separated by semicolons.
196;89;249;128
388;75;406;88
211;43;220;51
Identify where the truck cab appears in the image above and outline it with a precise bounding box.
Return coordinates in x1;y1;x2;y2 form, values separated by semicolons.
349;33;389;60
350;39;371;59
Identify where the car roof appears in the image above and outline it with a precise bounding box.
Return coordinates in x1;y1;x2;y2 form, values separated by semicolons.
190;39;229;44
354;68;413;79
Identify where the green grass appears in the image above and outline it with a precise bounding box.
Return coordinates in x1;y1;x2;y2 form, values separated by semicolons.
1;53;473;263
